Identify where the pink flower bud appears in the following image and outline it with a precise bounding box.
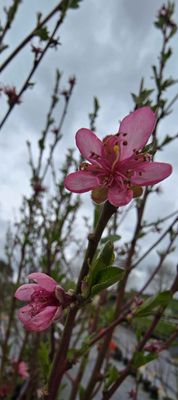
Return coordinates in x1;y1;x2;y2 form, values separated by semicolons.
15;273;75;331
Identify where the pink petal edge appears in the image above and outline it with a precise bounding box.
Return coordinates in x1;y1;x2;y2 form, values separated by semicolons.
119;107;156;160
76;128;103;162
108;186;133;207
19;305;58;332
64;171;100;193
131;162;172;186
27;272;57;292
15;284;38;301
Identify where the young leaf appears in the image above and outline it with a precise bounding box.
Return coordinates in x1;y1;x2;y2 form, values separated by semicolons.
79;385;85;400
38;342;50;380
91;266;125;296
35;26;49;41
135;291;172;318
69;0;83;8
93;240;115;270
132;351;157;368
104;365;119;389
87;241;115;291
101;234;121;244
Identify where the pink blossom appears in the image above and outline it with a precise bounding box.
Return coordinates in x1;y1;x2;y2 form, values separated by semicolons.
144;340;165;353
18;361;29;379
15;272;74;332
64;107;172;207
3;85;21;106
13;360;29;379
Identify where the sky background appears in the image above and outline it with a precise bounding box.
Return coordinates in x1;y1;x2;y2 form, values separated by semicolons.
0;0;178;287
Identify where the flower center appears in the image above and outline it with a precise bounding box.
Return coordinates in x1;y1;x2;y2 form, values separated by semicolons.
30;288;59;317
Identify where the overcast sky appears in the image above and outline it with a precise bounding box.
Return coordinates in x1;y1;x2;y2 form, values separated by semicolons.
0;0;178;283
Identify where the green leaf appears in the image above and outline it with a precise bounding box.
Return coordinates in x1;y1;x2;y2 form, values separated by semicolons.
162;47;172;65
131;88;154;107
91;266;125;296
61;0;82;12
38;138;45;150
83;241;120;297
152;65;161;89
101;235;121;244
93;241;115;270
35;26;49;41
132;351;157;368
38;342;50;380
88;241;115;291
162;78;178;91
67;348;80;361
79;385;85;400
135;291;172;318
104;365;119;389
69;0;82;8
136;326;142;342
7;0;21;26
94;96;100;112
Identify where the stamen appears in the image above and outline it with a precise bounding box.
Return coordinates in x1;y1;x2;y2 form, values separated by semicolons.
90;151;100;160
111;143;120;170
113;144;120;155
80;162;89;171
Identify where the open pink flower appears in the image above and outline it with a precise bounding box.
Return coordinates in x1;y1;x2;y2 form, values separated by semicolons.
15;272;74;332
64;107;172;207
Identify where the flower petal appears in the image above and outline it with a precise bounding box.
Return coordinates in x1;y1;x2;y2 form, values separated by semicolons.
131;162;172;186
18;361;29;379
108;186;133;207
19;305;58;331
64;171;100;193
18;304;34;324
27;272;57;292
118;107;156;160
76;128;103;162
15;284;38;301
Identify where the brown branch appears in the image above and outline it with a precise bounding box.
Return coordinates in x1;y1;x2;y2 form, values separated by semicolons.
0;13;65;131
0;1;65;73
45;202;117;400
102;273;178;399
